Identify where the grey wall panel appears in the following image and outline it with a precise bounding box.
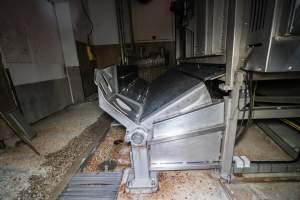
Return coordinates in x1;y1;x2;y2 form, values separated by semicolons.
69;0;91;43
89;0;119;45
15;78;72;123
66;66;85;102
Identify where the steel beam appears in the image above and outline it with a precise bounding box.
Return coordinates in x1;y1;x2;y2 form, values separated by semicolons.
239;106;300;119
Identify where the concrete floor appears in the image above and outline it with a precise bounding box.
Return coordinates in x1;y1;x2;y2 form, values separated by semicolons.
0;101;106;200
0;101;299;200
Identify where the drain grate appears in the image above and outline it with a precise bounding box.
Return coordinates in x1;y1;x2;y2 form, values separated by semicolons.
59;172;122;200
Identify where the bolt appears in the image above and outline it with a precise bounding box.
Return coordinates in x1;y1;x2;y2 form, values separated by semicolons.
127;181;132;186
151;179;156;186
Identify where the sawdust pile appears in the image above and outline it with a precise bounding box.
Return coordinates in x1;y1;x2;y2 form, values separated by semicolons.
82;126;130;173
15;116;110;200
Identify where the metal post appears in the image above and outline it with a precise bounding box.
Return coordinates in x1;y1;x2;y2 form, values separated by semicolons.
125;129;158;193
115;0;126;64
225;0;245;89
220;71;244;179
220;0;246;179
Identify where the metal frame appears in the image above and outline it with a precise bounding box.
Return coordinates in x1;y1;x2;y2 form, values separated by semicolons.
94;0;300;194
95;65;225;193
221;0;300;179
244;0;300;72
239;106;300;119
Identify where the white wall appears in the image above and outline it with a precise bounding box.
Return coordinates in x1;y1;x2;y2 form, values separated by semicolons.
88;0;174;45
88;0;119;45
132;0;175;42
69;0;91;43
0;0;65;86
55;2;80;67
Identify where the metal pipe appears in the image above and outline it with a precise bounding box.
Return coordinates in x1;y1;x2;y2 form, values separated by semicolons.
115;0;126;64
127;0;137;56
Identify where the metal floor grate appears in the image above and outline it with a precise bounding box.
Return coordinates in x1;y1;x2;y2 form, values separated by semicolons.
59;172;122;200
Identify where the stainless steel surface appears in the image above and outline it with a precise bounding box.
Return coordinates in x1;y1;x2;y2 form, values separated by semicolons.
150;101;224;169
151;161;220;171
244;0;300;72
152;101;224;139
238;106;300;119
220;71;244;179
225;0;246;88
59;172;122;200
140;70;204;120
95;65;224;193
233;162;300;173
150;131;222;166
176;64;225;81
150;124;224;145
194;0;227;56
96;0;300;192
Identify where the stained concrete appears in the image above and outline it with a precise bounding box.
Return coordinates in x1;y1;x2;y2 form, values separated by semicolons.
0;101;104;200
15;77;72;123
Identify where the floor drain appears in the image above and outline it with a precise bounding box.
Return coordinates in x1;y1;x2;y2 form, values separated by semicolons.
99;160;117;171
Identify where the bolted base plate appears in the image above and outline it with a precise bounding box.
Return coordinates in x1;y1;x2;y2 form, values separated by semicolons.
125;169;159;194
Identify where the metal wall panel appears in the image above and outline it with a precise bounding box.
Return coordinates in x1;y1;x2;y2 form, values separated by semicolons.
194;0;226;56
150;131;222;165
244;0;300;72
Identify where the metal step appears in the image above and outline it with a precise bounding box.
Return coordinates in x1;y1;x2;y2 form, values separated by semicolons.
59;172;122;200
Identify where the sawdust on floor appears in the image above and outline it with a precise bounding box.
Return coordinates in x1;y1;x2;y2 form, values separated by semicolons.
118;170;229;200
15;116;110;200
82;126;130;173
0;101;106;200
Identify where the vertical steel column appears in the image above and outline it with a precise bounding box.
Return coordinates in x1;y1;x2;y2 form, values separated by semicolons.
126;129;158;193
224;0;245;89
115;0;126;64
221;72;244;179
220;0;246;179
130;146;151;182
